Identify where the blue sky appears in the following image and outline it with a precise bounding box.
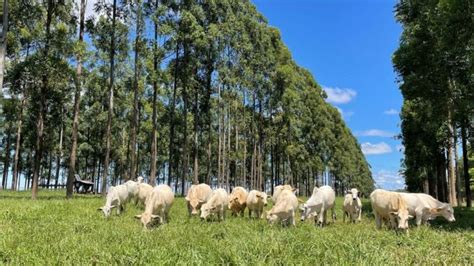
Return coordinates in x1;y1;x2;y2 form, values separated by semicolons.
253;0;405;190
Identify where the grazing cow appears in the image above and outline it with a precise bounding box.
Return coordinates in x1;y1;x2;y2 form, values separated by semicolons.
400;192;455;226
343;188;362;223
134;183;153;206
135;184;174;229
272;184;295;203
228;186;248;216
98;184;130;217
200;188;228;221
370;189;412;231
246;190;268;218
300;186;336;226
185;183;213;216
266;189;298;226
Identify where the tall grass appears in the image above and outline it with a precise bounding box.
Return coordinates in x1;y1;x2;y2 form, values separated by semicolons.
0;190;472;264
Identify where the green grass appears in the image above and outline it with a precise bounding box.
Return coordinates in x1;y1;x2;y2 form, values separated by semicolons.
1;190;473;264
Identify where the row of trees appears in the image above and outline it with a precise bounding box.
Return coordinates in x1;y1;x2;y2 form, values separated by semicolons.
0;0;374;199
393;0;473;207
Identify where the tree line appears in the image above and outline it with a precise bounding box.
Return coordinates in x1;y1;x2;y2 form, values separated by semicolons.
0;0;374;199
393;0;473;207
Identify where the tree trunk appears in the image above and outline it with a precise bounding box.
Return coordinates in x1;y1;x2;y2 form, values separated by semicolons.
461;123;472;207
2;126;11;189
168;42;179;187
0;0;8;90
130;0;142;182
12;96;25;191
447;107;457;206
46;153;53;187
149;0;160;187
192;78;199;185
102;0;117;196
55;106;64;189
66;0;85;198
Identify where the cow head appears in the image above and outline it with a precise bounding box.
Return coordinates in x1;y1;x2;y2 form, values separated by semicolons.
266;210;278;224
186;197;205;215
300;204;316;221
97;205;115;217
430;204;455;222
349;188;359;201
256;192;269;206
228;196;239;210
390;209;413;231
135;213;160;229
200;203;216;220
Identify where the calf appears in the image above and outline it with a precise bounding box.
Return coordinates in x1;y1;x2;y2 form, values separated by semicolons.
246;190;268;218
343;188;362;223
135;184;174;229
185;183;213;216
228;186;248;217
370;189;412;232
200;188;228;221
400;192;455;226
266;189;298;226
98;184;130;217
300;186;336;227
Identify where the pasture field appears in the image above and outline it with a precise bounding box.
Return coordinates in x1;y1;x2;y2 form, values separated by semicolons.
0;190;473;265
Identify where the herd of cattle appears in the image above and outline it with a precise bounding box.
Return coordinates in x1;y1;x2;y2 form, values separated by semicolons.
98;177;456;231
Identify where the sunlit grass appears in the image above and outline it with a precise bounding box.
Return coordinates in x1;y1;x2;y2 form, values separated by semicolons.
0;190;473;264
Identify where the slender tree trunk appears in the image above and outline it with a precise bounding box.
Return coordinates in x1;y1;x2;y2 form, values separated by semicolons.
461;123;472;207
102;0;118;195
130;0;142;182
454;127;461;206
192;79;199;185
149;0;160;187
66;0;85;198
0;0;8;90
32;0;54;200
55;106;64;189
168;42;179;187
12;96;25;191
2;126;11;189
447;107;457;206
46;153;53;187
181;44;190;196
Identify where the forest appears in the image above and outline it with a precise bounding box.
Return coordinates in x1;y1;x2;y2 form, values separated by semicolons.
393;0;473;207
0;0;374;199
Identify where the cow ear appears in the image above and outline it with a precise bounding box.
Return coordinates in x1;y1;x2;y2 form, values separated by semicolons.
110;205;116;209
389;212;398;217
185;196;190;201
408;215;414;219
151;214;160;219
134;215;142;219
430;208;440;214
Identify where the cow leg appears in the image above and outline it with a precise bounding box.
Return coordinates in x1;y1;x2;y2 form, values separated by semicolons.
249;209;252;218
332;206;336;222
187;202;192;217
375;212;382;229
358;209;362;222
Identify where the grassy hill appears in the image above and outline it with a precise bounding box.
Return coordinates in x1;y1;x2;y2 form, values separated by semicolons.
1;190;473;264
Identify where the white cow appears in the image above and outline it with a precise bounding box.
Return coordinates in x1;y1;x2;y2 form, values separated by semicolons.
135;184;174;229
185;183;213;216
134;183;153;206
370;189;412;231
266;189;298;226
300;186;336;226
228;186;248;216
200;188;228;221
343;188;362;223
246;190;268;219
98;184;130;217
400;192;455;226
272;185;295;203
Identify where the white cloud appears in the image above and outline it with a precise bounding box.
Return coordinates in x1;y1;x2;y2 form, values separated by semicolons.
356;129;395;138
323;87;357;104
384;108;399;115
361;142;392;155
373;170;405;190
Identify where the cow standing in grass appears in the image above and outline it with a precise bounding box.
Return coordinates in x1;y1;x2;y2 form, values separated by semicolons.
370;189;412;232
135;184;174;229
300;186;336;227
343;188;362;223
246;190;268;219
98;184;130;217
185;183;213;217
400;192;455;226
200;188;228;221
266;188;298;226
228;186;248;217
